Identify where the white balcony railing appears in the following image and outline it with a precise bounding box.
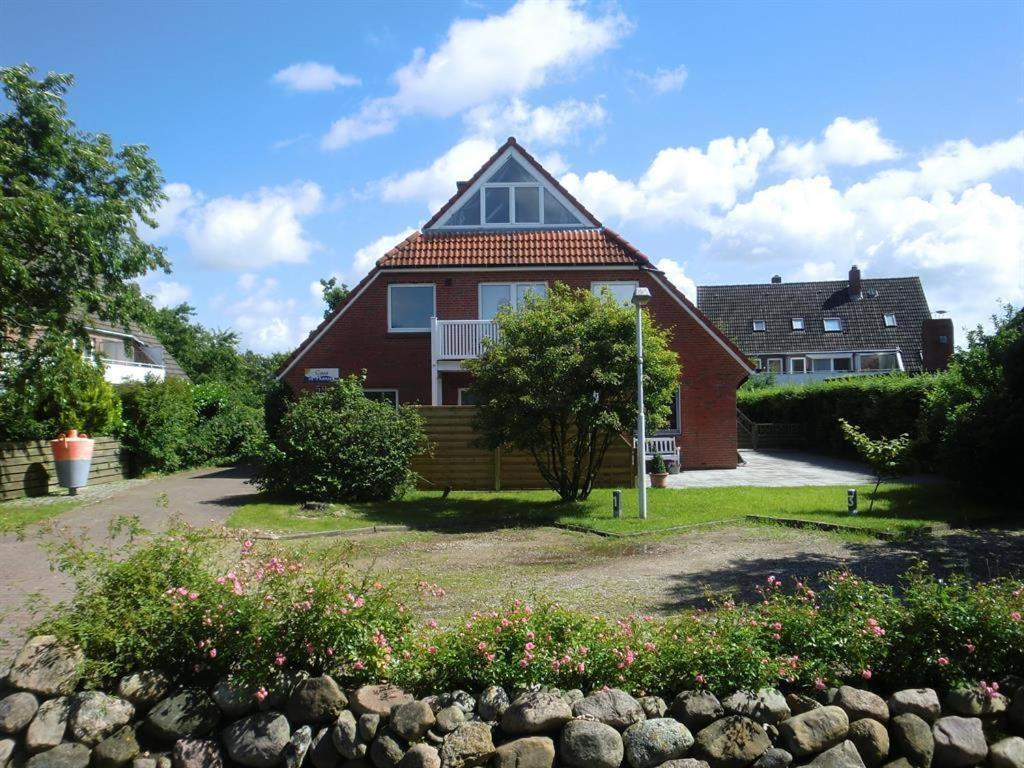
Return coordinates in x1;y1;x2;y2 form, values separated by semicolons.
101;358;166;384
770;369;892;386
433;319;499;360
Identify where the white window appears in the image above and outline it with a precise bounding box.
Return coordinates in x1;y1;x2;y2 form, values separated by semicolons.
97;337;133;362
766;358;783;374
791;317;804;331
752;320;766;332
789;357;806;373
858;353;899;371
884;313;897;327
591;281;639;306
457;388;480;406
479;282;547;319
811;356;852;372
656;388;681;435
363;389;399;409
823;318;843;332
388;284;435;332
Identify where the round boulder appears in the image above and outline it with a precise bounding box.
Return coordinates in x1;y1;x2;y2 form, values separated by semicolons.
392;700;437;742
988;736;1024;768
671;691;726;731
117;670;171;711
25;742;91;768
722;689;791;726
370;726;407;767
834;687;888;724
144;689;220;743
399;742;441;768
172;738;224;768
890;713;933;768
623;717;694;768
778;706;849;758
477;686;509;722
68;691;134;746
944;688;1007;718
285;675;347;725
212;678;259;718
573;689;646;730
92;724;141;768
492;736;556;768
7;636;83;697
887;690;940;723
330;709;362;760
434;705;466;735
501;692;573;735
806;740;866;768
0;691;39;735
753;747;793;768
560;719;624;768
223;712;291;768
439;721;494;768
351;684;413;717
932;716;987;768
848;718;889;767
638;696;668;719
692;715;773;768
25;696;69;753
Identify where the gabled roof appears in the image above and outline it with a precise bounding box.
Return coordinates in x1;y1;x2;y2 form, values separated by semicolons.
697;276;933;372
86;318;189;379
376;228;650;269
422;137;602;230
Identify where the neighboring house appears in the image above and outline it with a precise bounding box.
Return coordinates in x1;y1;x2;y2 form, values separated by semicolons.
697;266;953;385
278;138;754;469
85;319;188;384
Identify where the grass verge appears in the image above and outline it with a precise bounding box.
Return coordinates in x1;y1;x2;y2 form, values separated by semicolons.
0;499;81;532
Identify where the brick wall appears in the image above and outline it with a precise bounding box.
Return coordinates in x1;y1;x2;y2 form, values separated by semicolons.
282;267;749;469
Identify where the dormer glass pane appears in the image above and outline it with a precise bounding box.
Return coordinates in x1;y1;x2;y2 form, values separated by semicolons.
515;187;540;223
543;191;581;224
489;157;537;183
485;187;510;223
447;191;480;226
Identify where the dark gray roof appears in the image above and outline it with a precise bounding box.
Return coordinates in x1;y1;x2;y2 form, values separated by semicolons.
696;276;933;372
86;318;189;380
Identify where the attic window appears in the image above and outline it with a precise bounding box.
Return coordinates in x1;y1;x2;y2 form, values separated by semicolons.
447;191;480;226
791;317;804;331
489;157;537;183
884;313;897;327
752;320;766;332
823;318;843;332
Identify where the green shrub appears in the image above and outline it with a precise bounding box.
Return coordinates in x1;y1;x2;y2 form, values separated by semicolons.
0;338;122;441
254;376;427;502
118;378;197;473
35;530;1024;696
839;419;911;512
188;382;266;465
737;375;939;460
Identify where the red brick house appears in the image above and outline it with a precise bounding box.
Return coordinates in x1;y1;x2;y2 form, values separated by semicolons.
277;138;753;469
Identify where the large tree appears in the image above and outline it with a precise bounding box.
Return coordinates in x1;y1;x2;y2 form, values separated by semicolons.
0;64;168;356
465;283;681;501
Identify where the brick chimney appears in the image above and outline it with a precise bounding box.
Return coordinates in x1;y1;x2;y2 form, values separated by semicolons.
771;275;782;284
848;265;862;298
921;318;954;371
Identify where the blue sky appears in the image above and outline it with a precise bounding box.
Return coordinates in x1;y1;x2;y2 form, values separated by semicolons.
4;0;1022;352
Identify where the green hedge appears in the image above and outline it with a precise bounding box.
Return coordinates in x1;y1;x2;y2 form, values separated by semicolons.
737;375;941;459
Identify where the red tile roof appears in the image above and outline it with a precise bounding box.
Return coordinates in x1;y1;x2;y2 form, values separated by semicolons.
377;228;652;269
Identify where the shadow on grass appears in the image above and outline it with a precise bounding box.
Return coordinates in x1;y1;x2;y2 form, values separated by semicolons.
657;525;1024;612
346;495;582;532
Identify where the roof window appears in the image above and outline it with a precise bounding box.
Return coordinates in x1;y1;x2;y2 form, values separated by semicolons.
752;320;766;332
823;318;843;332
884;313;897;327
791;317;804;331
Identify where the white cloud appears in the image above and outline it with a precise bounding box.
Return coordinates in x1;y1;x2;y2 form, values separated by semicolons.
228;276;321;353
775;117;900;176
379;138;498;211
655;258;696;299
321;0;629;149
140;278;191;309
632;65;688;94
272;62;361;92
560;128;775;226
463;97;606;145
351;228;418;278
793;260;840;282
157;182;324;270
143;183;201;240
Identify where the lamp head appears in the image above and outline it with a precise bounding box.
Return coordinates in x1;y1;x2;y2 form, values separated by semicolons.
631;287;652;307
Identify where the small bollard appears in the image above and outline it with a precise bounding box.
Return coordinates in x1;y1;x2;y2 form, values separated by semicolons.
847;488;858;516
612;489;622;518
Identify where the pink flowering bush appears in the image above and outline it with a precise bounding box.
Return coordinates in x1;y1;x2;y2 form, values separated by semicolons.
37;526;1023;696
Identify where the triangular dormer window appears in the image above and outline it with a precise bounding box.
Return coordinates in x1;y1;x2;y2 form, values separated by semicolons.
427;140;595;231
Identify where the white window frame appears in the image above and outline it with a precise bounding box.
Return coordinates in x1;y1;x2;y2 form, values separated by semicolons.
791;317;804;331
766;357;783;374
883;313;897;327
457;387;479;406
656;387;682;436
752;320;766;332
478;281;548;319
823;318;843;332
363;388;399;409
789;357;807;373
591;280;639;306
387;283;435;333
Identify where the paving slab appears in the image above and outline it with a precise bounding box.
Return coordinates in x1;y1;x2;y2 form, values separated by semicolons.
667;450;878;488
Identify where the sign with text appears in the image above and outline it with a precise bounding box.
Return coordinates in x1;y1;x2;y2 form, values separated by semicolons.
304;368;339;383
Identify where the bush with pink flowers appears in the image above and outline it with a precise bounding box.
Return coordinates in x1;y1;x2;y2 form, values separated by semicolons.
35;527;1024;699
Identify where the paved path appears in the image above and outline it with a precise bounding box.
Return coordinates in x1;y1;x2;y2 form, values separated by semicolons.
667;449;879;488
0;466;256;664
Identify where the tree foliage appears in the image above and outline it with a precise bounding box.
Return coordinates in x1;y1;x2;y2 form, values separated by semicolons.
838;418;911;512
319;277;350;317
465;283;681;501
0;64;168;357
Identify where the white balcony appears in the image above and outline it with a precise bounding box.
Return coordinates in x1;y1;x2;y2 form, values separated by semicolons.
769;369;893;386
101;358;166;384
432;319;499;361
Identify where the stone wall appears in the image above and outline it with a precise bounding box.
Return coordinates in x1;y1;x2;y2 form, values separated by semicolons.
1;636;1022;768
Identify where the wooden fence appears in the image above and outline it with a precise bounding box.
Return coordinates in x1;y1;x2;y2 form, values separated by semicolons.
0;437;128;501
737;409;805;450
411;407;635;491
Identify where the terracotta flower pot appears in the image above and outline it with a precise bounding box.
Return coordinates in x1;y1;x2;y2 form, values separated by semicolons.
50;429;95;496
650;472;670;489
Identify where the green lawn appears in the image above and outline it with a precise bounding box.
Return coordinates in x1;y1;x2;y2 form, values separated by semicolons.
0;499;81;532
227;482;991;537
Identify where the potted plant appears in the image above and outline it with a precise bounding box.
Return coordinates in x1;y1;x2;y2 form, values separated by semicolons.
649;453;670;488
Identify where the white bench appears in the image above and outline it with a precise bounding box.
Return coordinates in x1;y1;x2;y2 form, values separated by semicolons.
636;437;681;468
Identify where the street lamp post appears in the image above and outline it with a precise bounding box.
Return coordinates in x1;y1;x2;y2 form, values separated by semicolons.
631;287;652;520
